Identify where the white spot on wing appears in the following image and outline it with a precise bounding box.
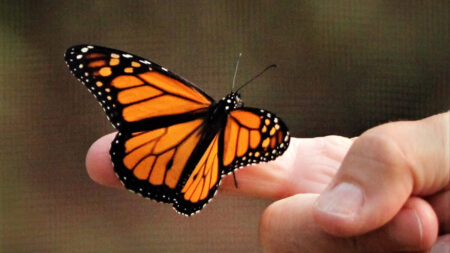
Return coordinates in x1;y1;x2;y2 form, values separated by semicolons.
139;59;151;65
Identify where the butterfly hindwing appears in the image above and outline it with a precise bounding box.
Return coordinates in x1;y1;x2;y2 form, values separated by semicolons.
111;120;222;215
64;45;213;132
175;134;221;215
111;119;206;205
221;108;290;174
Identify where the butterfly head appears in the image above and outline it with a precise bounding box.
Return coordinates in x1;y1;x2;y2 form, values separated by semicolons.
222;92;243;112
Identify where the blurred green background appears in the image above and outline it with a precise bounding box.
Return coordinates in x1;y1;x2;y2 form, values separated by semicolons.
0;1;449;252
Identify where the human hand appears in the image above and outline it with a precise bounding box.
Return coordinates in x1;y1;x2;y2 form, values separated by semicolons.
86;112;449;252
257;112;449;252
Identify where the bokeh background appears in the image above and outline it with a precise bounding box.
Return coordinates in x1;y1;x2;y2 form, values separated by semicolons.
1;1;449;252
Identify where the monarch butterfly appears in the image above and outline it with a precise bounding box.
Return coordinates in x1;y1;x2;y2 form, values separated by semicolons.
64;45;290;216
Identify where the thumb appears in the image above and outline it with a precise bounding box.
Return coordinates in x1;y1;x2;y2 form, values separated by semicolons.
313;112;449;236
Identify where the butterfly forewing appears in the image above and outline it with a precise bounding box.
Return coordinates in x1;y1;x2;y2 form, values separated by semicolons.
64;45;213;132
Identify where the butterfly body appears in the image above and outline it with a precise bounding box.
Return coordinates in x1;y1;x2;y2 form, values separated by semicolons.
65;45;290;215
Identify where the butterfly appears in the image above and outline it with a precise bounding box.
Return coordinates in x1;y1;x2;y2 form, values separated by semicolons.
64;45;290;216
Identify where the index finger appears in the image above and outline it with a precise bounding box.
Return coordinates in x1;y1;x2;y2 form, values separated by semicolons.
85;132;121;188
85;134;353;198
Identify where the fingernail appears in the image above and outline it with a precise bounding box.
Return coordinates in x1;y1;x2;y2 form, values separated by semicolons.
316;182;364;219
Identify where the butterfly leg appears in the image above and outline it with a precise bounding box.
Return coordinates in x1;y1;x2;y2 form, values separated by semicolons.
232;171;239;189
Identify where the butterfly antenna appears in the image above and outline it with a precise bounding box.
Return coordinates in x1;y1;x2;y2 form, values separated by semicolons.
235;64;277;92
232;171;239;188
231;53;242;91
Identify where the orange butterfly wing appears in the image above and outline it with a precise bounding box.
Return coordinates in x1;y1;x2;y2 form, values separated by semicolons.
65;45;221;214
111;119;206;204
221;108;290;174
176;134;221;214
64;45;213;132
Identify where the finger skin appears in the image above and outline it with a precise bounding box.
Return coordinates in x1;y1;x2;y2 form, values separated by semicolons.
314;112;449;237
428;189;450;234
85;132;121;188
221;136;352;198
260;194;437;253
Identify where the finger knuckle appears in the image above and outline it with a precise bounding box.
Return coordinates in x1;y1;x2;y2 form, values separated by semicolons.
356;127;413;178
